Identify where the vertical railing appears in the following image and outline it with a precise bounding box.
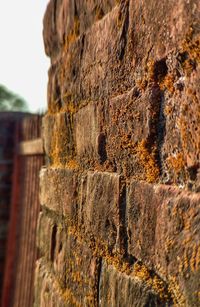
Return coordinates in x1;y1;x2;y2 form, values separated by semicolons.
1;115;44;307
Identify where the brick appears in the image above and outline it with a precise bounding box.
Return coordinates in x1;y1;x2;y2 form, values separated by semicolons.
42;113;74;166
80;171;123;253
47;4;134;111
74;103;101;162
161;67;200;187
39;168;78;220
128;0;199;60
34;260;66;307
36;230;100;306
103;86;161;179
37;215;100;304
127;181;200;305
36;212;54;259
36;214;68;286
64;233;100;306
43;0;117;59
99;260;166;306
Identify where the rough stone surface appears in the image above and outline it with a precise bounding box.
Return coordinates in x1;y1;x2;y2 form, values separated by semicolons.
43;0;116;60
99;261;167;307
127;181;200;306
79;171;123;253
42;113;74;166
36;212;54;260
36;0;200;306
35;217;101;307
40;168;78;220
74;103;101;162
34;260;67;307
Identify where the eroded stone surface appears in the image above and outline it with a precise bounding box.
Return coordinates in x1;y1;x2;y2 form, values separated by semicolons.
42;113;74;165
74;103;101;161
40;168;78;220
79;171;123;253
127;181;200;306
38;0;200;306
99;260;168;307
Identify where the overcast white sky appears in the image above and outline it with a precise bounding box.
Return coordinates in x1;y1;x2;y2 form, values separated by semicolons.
0;1;50;113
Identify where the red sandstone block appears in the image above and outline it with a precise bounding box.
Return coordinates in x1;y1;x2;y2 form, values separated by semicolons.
99;260;167;306
74;102;101;161
161;67;200;186
36;212;54;259
39;168;78;221
129;0;199;60
102;86;161;178
64;233;100;306
36;213;67;285
51;224;67;287
34;260;66;307
47;4;131;111
35;232;100;307
43;0;117;59
42;113;74;165
127;181;200;305
79;171;123;253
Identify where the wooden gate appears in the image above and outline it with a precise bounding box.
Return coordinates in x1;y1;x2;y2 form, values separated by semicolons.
1;115;44;307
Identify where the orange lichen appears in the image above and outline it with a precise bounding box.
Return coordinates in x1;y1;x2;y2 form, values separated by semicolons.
181;30;200;64
168;275;186;306
63;16;80;52
65;159;79;170
67;225;172;302
136;139;160;183
50;135;63;168
166;153;185;174
159;74;175;93
63;288;82;307
164;105;173;117
147;59;156;83
132;263;169;300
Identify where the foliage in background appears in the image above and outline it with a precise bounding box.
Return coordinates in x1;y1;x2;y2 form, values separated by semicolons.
0;84;28;111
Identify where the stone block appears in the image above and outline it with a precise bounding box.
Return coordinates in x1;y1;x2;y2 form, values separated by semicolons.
103;86;161;180
37;217;100;305
64;233;100;306
43;0;117;59
74;102;102;162
50;223;67;287
80;171;123;253
128;0;199;60
47;3;134;111
39;168;78;221
127;181;200;305
99;260;167;306
34;260;66;307
36;212;54;259
42;113;74;166
161;67;200;187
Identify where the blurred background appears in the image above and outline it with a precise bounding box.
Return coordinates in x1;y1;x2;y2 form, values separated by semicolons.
0;1;49;306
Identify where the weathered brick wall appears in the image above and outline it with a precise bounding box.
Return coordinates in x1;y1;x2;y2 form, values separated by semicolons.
36;0;200;306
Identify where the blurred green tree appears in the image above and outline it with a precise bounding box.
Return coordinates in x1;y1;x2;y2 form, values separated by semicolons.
0;85;28;111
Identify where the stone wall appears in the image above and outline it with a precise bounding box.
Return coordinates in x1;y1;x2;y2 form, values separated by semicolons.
36;0;200;306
